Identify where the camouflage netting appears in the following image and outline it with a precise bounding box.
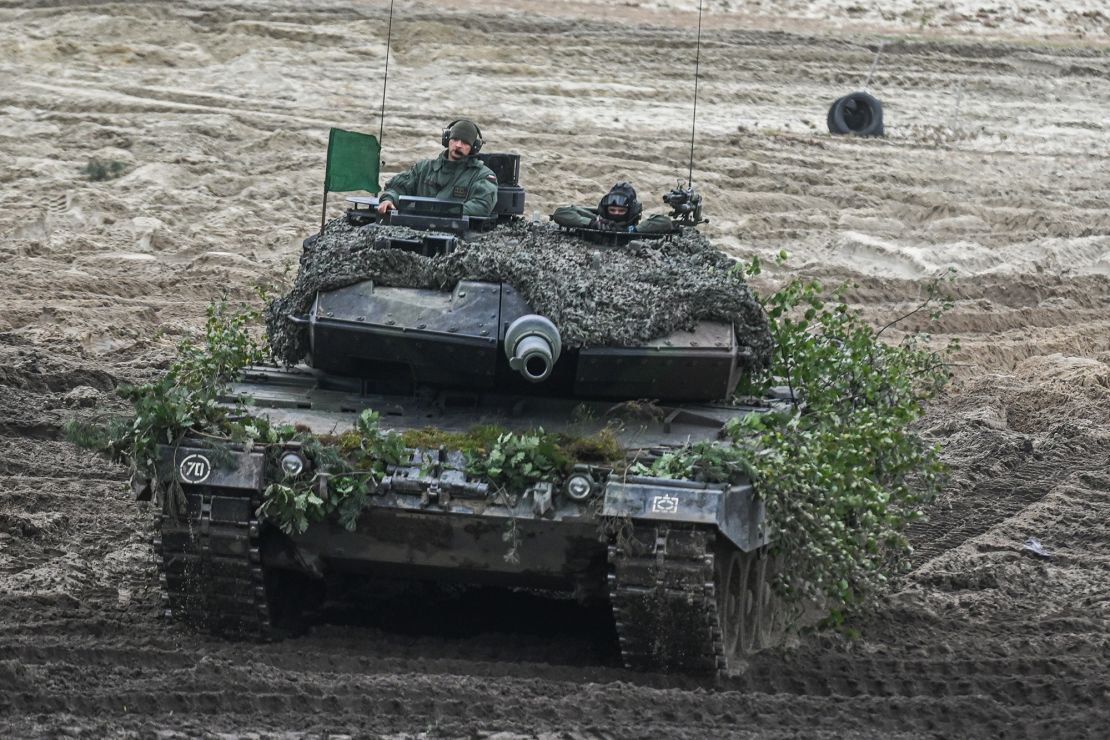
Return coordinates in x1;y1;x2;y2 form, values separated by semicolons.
266;218;773;368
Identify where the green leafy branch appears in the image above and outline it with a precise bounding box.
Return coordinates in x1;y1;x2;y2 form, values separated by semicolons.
66;297;267;491
257;410;407;535
639;254;957;616
746;255;953;609
630;440;754;485
464;429;570;490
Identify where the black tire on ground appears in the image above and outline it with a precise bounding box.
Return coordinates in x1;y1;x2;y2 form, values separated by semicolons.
828;91;884;136
826;95;845;133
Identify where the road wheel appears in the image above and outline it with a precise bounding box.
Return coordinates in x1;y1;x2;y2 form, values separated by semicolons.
753;551;785;649
739;552;766;654
716;550;745;658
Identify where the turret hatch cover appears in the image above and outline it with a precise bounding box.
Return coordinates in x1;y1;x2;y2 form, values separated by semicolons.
315;279;502;339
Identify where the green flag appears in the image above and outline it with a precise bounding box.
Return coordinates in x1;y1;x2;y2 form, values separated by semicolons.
325;128;380;193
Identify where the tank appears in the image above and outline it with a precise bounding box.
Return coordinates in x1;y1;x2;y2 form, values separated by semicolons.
151;153;787;674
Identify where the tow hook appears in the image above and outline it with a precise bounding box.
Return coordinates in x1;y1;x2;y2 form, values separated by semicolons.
420;480;450;508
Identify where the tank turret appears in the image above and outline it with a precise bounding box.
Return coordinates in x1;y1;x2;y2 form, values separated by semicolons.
297;276;745;402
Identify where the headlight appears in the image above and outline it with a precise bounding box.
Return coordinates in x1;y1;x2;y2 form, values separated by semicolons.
280;451;307;478
564;472;595;502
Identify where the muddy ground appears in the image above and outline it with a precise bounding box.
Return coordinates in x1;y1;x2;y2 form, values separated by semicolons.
1;1;1109;737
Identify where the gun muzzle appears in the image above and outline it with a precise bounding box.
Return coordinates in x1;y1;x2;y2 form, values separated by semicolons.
504;315;562;383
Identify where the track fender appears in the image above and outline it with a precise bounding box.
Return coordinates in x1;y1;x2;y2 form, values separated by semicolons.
601;476;769;552
158;445;266;491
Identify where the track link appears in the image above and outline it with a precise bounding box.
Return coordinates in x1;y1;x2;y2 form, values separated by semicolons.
152;489;274;639
608;524;724;674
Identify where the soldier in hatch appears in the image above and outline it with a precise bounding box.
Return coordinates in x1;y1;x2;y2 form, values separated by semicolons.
550;182;675;234
376;119;498;217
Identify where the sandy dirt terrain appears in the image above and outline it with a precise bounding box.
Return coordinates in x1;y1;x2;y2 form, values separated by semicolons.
1;1;1109;737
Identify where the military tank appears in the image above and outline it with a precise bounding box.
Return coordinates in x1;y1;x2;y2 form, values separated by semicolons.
151;152;787;674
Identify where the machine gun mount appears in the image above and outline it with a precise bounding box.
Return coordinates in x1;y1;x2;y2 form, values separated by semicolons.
662;181;705;225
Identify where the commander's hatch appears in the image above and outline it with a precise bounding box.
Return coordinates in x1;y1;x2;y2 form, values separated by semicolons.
346;194;471;234
344;195;461;256
387;195;469;234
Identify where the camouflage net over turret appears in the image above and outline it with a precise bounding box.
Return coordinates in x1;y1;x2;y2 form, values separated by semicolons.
266;218;773;370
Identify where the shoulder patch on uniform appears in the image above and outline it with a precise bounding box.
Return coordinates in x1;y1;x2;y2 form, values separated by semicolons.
486;174;498;183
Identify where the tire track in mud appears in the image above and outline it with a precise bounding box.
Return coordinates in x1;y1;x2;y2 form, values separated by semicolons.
3;634;1102;709
904;447;1102;567
1;618;1105;729
3;669;1106;739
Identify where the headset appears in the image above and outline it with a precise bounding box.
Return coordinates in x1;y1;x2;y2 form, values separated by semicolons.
441;119;483;154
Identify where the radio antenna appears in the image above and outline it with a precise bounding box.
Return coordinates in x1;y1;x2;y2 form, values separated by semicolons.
686;0;704;185
662;0;707;225
378;0;395;146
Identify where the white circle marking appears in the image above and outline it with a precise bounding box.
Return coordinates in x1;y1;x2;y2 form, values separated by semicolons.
179;453;212;484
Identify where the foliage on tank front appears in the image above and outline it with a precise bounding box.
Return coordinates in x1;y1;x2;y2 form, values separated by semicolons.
258;409;407;534
259;420;626;535
629;439;755;483
636;254;955;617
251;397;628;534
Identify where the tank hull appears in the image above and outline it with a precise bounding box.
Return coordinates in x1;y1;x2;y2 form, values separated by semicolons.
154;405;780;674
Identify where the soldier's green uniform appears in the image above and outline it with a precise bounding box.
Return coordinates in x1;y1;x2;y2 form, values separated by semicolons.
379;151;498;217
551;205;676;234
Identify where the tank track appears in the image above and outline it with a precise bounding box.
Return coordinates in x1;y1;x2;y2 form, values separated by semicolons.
152;489;274;639
608;523;725;674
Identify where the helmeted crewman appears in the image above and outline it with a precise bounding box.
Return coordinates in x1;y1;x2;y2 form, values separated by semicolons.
551;181;674;234
376;119;498;217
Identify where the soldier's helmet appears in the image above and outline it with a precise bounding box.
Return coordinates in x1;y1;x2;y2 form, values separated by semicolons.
597;182;643;225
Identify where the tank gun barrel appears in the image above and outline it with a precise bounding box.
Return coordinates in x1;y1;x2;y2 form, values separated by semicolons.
504;314;561;383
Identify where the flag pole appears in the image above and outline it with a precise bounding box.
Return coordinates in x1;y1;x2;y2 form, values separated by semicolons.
320;1;393;236
320;128;333;234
